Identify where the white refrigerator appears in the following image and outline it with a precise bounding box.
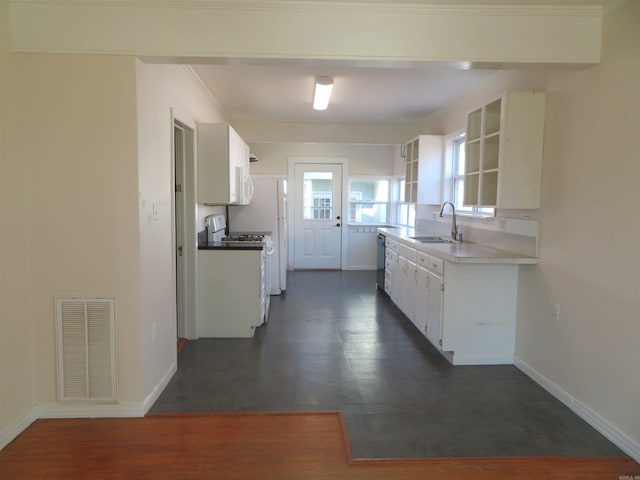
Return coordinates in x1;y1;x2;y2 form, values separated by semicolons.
229;176;287;295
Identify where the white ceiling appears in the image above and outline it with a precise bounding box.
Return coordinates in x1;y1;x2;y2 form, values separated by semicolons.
191;61;500;125
189;0;613;126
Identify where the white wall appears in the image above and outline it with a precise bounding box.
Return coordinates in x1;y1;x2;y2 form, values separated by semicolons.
15;54;143;408
0;0;36;447
135;62;228;401
420;0;640;458
248;143;394;176
248;143;395;270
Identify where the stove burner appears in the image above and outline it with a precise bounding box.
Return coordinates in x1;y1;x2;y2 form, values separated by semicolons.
222;233;266;242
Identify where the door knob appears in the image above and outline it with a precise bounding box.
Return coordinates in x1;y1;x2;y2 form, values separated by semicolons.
336;216;341;220
335;223;341;227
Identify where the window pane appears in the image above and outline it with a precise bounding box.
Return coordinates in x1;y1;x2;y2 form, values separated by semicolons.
303;172;333;220
349;180;389;202
349;203;388;223
454;179;472;212
456;140;466;176
408;204;416;227
399;203;408;225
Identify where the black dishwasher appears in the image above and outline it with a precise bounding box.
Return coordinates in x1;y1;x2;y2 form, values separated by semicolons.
376;233;386;291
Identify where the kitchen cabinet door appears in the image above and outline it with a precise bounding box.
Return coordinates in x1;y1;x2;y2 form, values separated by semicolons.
396;255;408;313
403;135;443;205
197;123;250;205
414;264;429;335
464;91;545;209
399;259;416;321
425;270;443;349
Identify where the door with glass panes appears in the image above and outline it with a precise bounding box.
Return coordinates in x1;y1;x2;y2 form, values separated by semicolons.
293;163;342;269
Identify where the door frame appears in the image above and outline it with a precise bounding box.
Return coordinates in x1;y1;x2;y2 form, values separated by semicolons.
171;112;197;339
288;157;349;271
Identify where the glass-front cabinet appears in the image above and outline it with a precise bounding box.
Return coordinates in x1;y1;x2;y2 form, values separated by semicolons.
464;91;546;209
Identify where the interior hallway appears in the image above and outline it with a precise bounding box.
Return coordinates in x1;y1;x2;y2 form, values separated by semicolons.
151;271;624;459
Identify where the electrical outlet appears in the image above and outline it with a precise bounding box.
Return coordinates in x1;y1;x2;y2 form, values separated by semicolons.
499;218;507;231
553;303;560;322
152;203;158;221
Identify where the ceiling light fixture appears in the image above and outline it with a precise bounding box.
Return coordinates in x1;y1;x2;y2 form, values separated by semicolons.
313;76;333;111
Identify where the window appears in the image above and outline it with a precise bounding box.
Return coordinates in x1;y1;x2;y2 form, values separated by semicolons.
303;172;333;220
451;135;495;217
395;178;415;227
348;179;389;224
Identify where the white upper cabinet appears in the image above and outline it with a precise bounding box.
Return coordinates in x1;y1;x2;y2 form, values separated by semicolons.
404;135;443;205
196;123;251;205
464;91;546;209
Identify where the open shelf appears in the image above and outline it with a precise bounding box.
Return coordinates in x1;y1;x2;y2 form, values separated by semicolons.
484;99;501;135
467;108;482;141
466;140;481;173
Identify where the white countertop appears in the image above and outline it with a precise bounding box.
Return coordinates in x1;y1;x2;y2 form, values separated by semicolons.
378;227;538;265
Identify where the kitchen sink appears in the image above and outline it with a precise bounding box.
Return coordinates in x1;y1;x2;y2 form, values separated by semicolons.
410;235;459;244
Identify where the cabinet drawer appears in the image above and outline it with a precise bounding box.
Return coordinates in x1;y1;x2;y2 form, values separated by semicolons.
398;244;417;259
417;252;430;268
387;239;399;252
428;256;444;275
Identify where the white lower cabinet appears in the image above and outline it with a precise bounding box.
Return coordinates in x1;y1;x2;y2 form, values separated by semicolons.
397;246;417;320
387;239;518;365
197;248;268;338
414;264;429;333
425;269;443;349
384;250;398;301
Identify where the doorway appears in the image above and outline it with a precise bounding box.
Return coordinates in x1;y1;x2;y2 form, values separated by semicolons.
291;160;346;269
172;119;195;340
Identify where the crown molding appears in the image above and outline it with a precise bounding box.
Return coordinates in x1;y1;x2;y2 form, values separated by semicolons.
9;0;605;18
181;65;230;117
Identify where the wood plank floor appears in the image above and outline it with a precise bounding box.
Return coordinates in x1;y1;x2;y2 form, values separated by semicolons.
1;413;638;480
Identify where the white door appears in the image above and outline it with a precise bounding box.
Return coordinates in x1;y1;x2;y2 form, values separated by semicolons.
293;163;342;269
173;123;186;339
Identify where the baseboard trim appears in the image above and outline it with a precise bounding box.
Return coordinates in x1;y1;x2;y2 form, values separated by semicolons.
0;362;178;452
0;407;38;451
514;356;640;463
143;360;177;414
35;402;145;418
344;266;376;271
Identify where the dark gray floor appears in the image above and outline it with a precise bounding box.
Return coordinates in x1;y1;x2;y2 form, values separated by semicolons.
150;270;623;459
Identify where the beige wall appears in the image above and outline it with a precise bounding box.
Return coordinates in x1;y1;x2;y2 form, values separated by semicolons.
0;0;36;443
16;54;142;405
135;61;228;398
517;0;640;446
421;0;640;451
9;1;602;63
248;143;395;176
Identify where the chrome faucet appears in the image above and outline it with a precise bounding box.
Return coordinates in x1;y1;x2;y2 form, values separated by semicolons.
439;201;462;242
